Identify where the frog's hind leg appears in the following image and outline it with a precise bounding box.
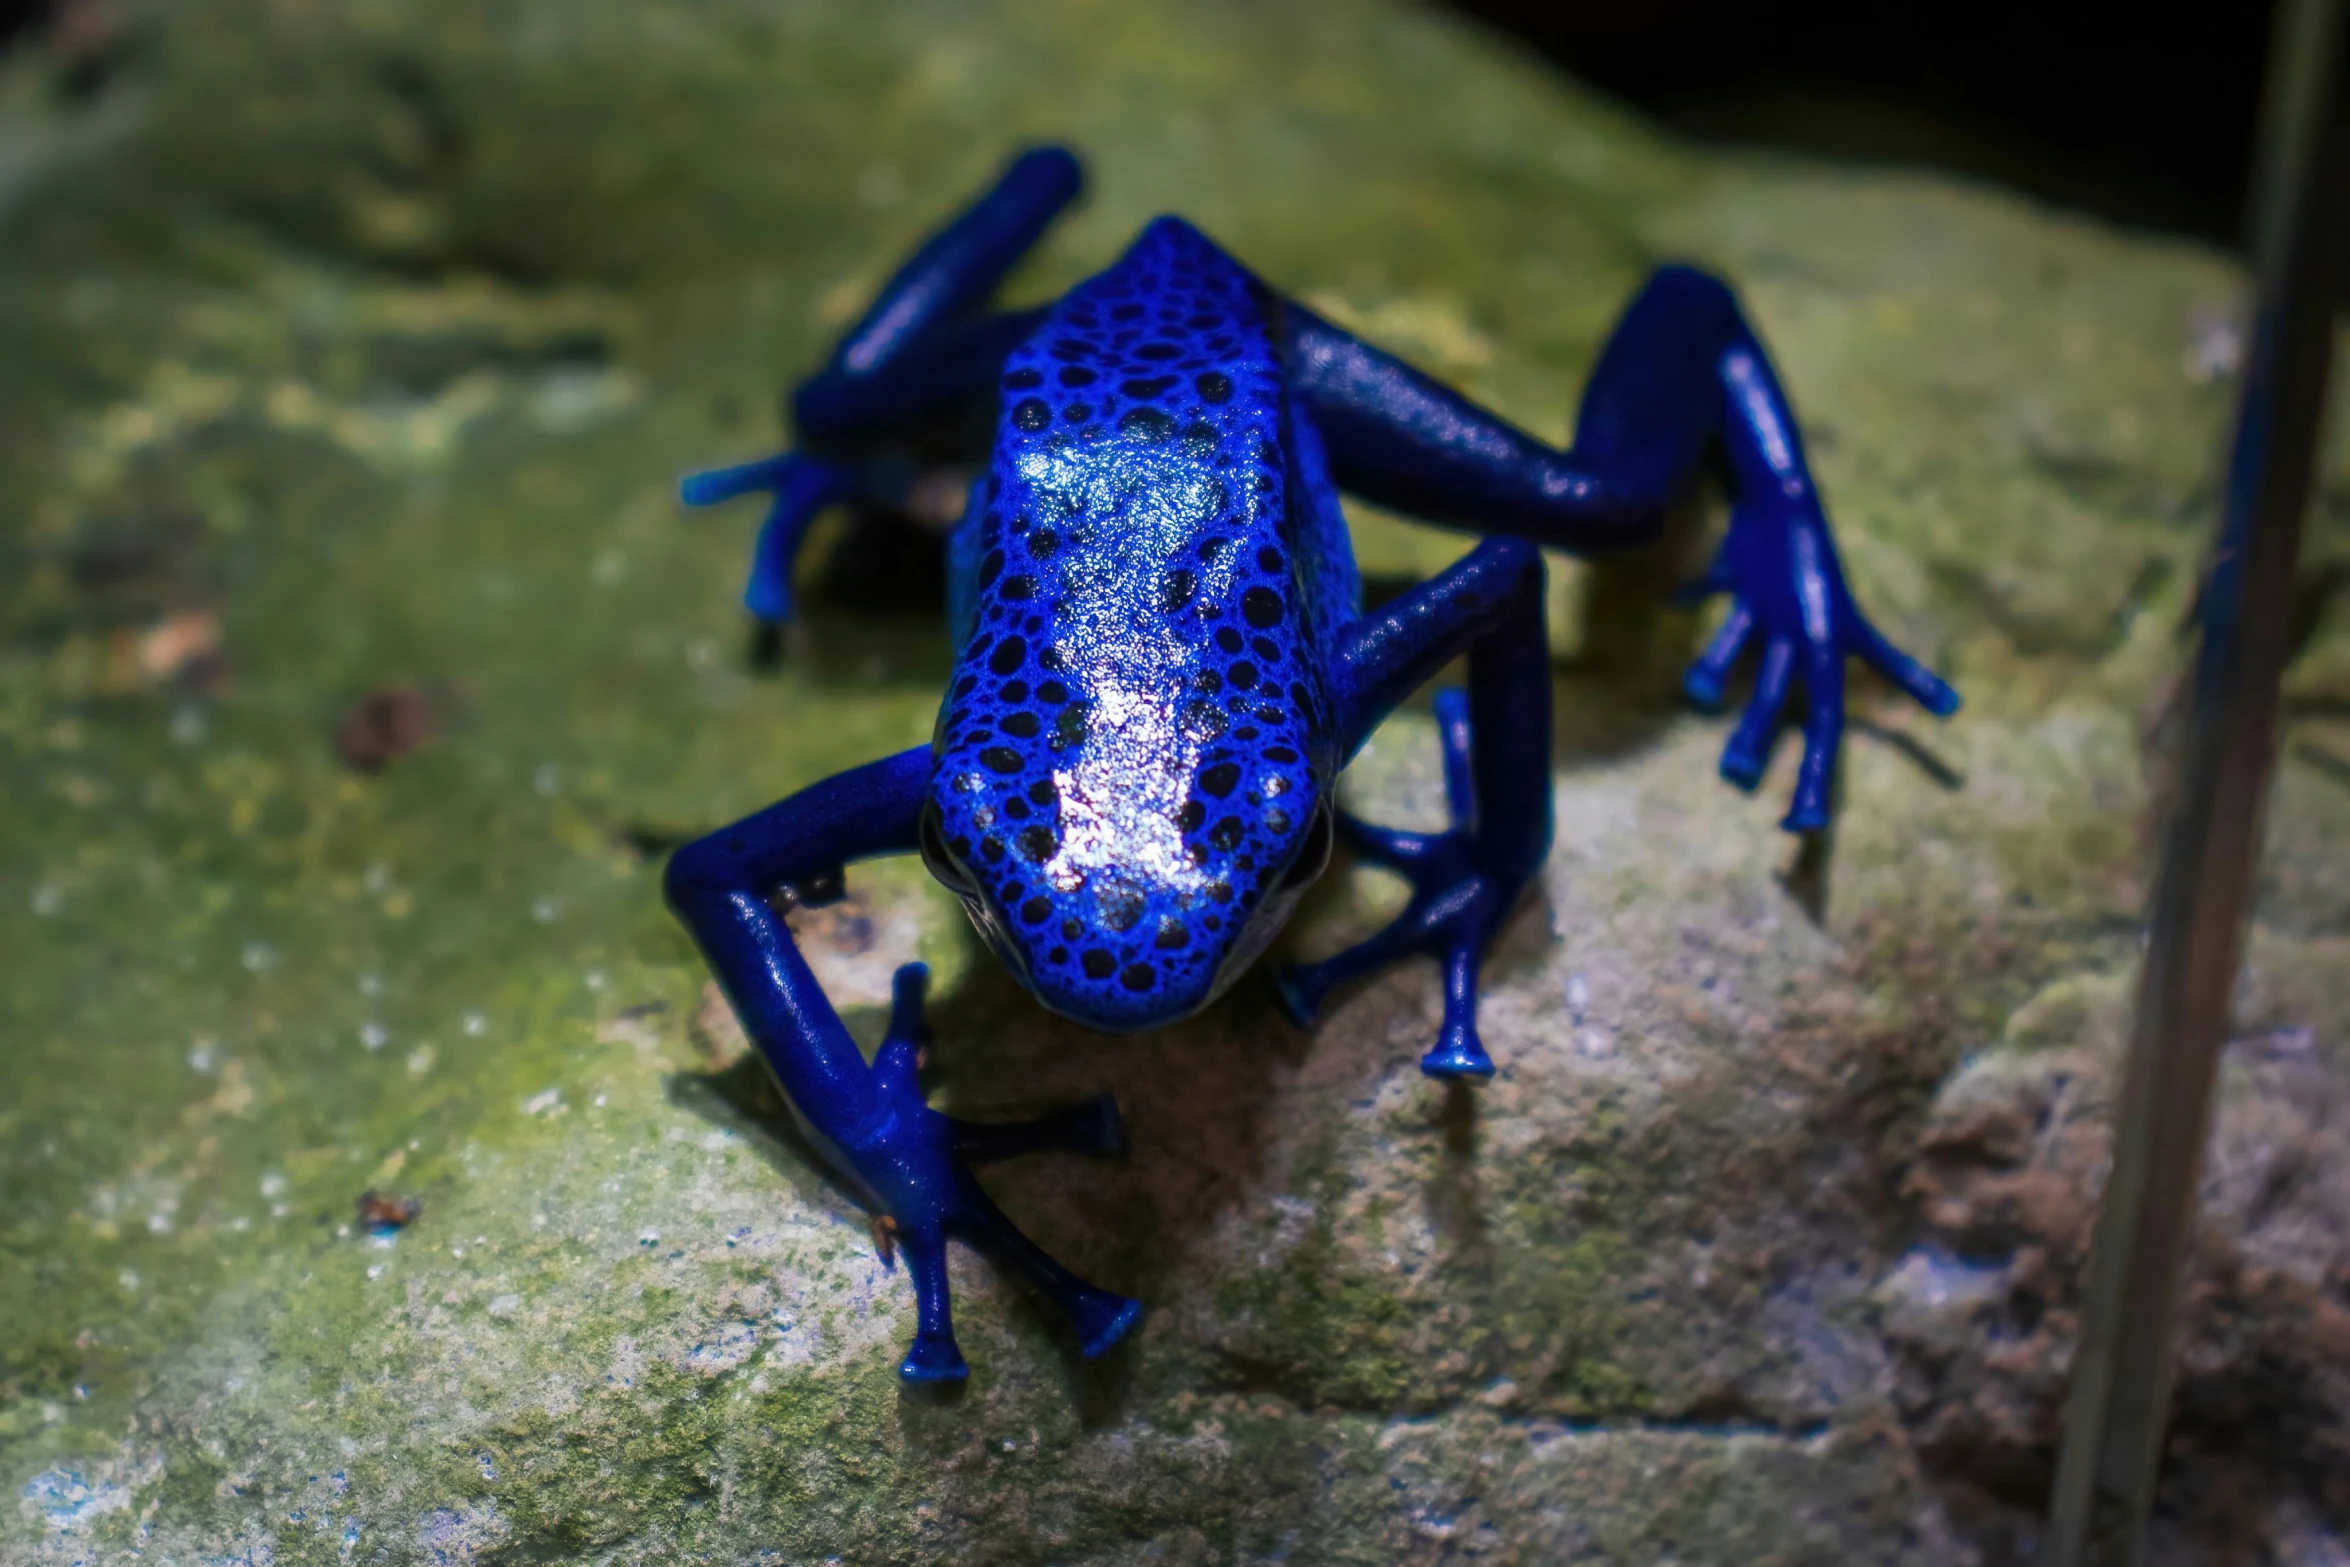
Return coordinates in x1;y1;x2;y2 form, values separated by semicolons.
681;146;1083;641
805;146;1081;396
1277;535;1553;1078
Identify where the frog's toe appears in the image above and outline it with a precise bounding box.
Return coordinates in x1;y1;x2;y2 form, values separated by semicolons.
680;449;863;637
1853;616;1962;718
1717;636;1796;791
1279;834;1509;1079
1269;962;1330;1029
1416;927;1497;1079
949;1094;1127;1164
1781;795;1831;836
1274;904;1428;1032
1067;1094;1129;1160
679;453;795;508
894;1223;969;1384
1420;1026;1495;1080
953;1172;1141;1367
1681;600;1757;711
1420;1039;1495;1079
900;1333;970;1383
1078;1295;1145;1360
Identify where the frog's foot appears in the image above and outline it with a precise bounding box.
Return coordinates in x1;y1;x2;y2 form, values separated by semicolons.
866;965;1142;1383
1274;690;1519;1081
1676;500;1961;833
680;451;863;629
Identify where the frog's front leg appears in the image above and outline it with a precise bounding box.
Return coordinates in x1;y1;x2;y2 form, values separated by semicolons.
663;749;1139;1382
1277;537;1553;1079
1285;264;1959;833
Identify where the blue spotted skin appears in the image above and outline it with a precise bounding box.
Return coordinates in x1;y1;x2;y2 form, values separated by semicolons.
929;220;1345;1032
667;146;1962;1385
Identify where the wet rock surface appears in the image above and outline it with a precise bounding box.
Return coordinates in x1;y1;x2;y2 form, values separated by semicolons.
3;1;2348;1562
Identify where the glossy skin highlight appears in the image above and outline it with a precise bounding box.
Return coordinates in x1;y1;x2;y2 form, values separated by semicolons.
928;219;1337;1032
667;147;1960;1384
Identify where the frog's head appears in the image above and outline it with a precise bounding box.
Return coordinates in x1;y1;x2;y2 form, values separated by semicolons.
922;637;1336;1033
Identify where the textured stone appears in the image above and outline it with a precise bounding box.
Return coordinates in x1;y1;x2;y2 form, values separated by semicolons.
2;1;2347;1563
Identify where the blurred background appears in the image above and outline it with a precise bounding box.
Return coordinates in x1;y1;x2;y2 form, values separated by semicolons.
2;0;2282;248
6;3;2342;1563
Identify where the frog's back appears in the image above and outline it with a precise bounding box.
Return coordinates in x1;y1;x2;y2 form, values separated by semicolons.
931;218;1340;1029
944;218;1309;643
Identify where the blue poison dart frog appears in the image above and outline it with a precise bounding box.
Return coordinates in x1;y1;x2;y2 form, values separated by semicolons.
665;147;1959;1383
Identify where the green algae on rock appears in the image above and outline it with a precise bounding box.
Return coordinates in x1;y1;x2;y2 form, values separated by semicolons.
4;0;2348;1563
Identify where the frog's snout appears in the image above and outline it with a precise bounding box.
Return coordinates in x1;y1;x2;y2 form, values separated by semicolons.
1020;938;1227;1034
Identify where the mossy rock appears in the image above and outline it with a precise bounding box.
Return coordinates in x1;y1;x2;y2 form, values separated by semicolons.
5;1;2348;1563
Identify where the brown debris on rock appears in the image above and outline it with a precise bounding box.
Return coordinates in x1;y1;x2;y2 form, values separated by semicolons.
689;980;748;1068
1883;973;2350;1555
356;1190;421;1236
335;685;436;772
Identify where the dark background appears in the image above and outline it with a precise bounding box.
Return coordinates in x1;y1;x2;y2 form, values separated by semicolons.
1446;0;2278;249
0;0;2283;250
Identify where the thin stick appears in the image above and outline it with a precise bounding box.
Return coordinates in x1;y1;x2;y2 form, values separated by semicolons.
2045;3;2349;1561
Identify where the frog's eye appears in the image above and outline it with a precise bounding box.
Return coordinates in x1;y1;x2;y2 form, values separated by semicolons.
1278;800;1336;892
918;803;979;897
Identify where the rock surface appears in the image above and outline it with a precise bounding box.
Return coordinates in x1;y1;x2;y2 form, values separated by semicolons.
3;1;2348;1563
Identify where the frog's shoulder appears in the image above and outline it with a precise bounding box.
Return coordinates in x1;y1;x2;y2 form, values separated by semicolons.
946;215;1291;644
